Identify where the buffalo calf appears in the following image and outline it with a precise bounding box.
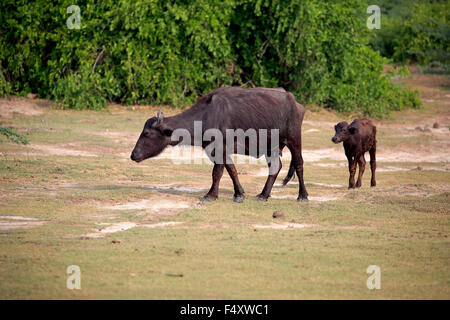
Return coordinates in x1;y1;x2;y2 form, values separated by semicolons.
332;119;377;189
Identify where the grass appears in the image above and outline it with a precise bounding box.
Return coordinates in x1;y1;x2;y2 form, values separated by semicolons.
0;71;449;299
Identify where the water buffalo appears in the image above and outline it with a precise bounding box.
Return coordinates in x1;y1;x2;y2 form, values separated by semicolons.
131;86;308;202
332;119;377;188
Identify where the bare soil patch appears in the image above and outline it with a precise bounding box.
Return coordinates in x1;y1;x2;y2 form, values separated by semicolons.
26;143;98;157
98;192;199;220
253;222;370;231
0;216;45;230
270;194;340;201
83;222;137;238
82;221;183;238
253;222;318;230
142;184;207;194
102;198;192;213
85;130;137;145
140;221;184;228
0;97;45;118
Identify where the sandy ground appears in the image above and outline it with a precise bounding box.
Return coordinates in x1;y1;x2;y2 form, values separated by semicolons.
0;97;46;118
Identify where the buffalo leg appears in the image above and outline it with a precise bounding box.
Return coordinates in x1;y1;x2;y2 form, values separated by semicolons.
256;157;282;201
355;154;366;188
290;146;308;201
225;162;245;203
369;146;376;187
202;163;224;201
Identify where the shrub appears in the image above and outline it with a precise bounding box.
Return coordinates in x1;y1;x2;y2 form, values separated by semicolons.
369;0;450;71
231;0;421;115
0;0;422;116
0;126;29;144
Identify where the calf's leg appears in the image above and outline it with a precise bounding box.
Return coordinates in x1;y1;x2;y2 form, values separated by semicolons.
202;163;224;201
355;154;366;188
369;146;376;187
347;154;358;189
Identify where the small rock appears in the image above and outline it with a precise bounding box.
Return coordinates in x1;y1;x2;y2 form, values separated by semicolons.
165;273;184;277
174;248;184;255
273;210;285;219
112;239;122;244
26;93;37;99
415;126;422;131
432;122;440;129
416;166;423;171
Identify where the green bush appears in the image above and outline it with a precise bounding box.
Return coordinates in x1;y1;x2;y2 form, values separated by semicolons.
231;0;421;115
0;0;421;116
368;0;449;71
0;68;12;96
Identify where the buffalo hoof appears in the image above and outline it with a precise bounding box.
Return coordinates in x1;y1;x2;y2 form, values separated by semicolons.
371;181;376;187
348;186;356;189
201;195;217;202
256;194;268;202
297;195;308;202
233;195;245;203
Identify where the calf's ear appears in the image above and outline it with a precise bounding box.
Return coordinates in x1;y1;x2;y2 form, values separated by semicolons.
349;127;358;134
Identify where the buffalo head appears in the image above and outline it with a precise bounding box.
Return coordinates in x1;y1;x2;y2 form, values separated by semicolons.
130;110;173;162
331;121;357;144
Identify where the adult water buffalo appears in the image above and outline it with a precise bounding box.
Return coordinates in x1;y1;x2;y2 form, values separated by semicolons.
130;86;308;202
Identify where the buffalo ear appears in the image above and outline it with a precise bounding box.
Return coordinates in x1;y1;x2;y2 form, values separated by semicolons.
156;122;173;137
162;128;173;137
349;126;358;134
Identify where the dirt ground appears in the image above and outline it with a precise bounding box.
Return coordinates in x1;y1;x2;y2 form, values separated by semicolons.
0;69;448;299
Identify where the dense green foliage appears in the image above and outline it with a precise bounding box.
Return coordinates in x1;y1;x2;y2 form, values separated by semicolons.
0;126;29;144
369;0;449;72
1;0;423;115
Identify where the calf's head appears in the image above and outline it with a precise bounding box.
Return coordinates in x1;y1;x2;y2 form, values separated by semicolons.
130;110;173;162
331;121;357;144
